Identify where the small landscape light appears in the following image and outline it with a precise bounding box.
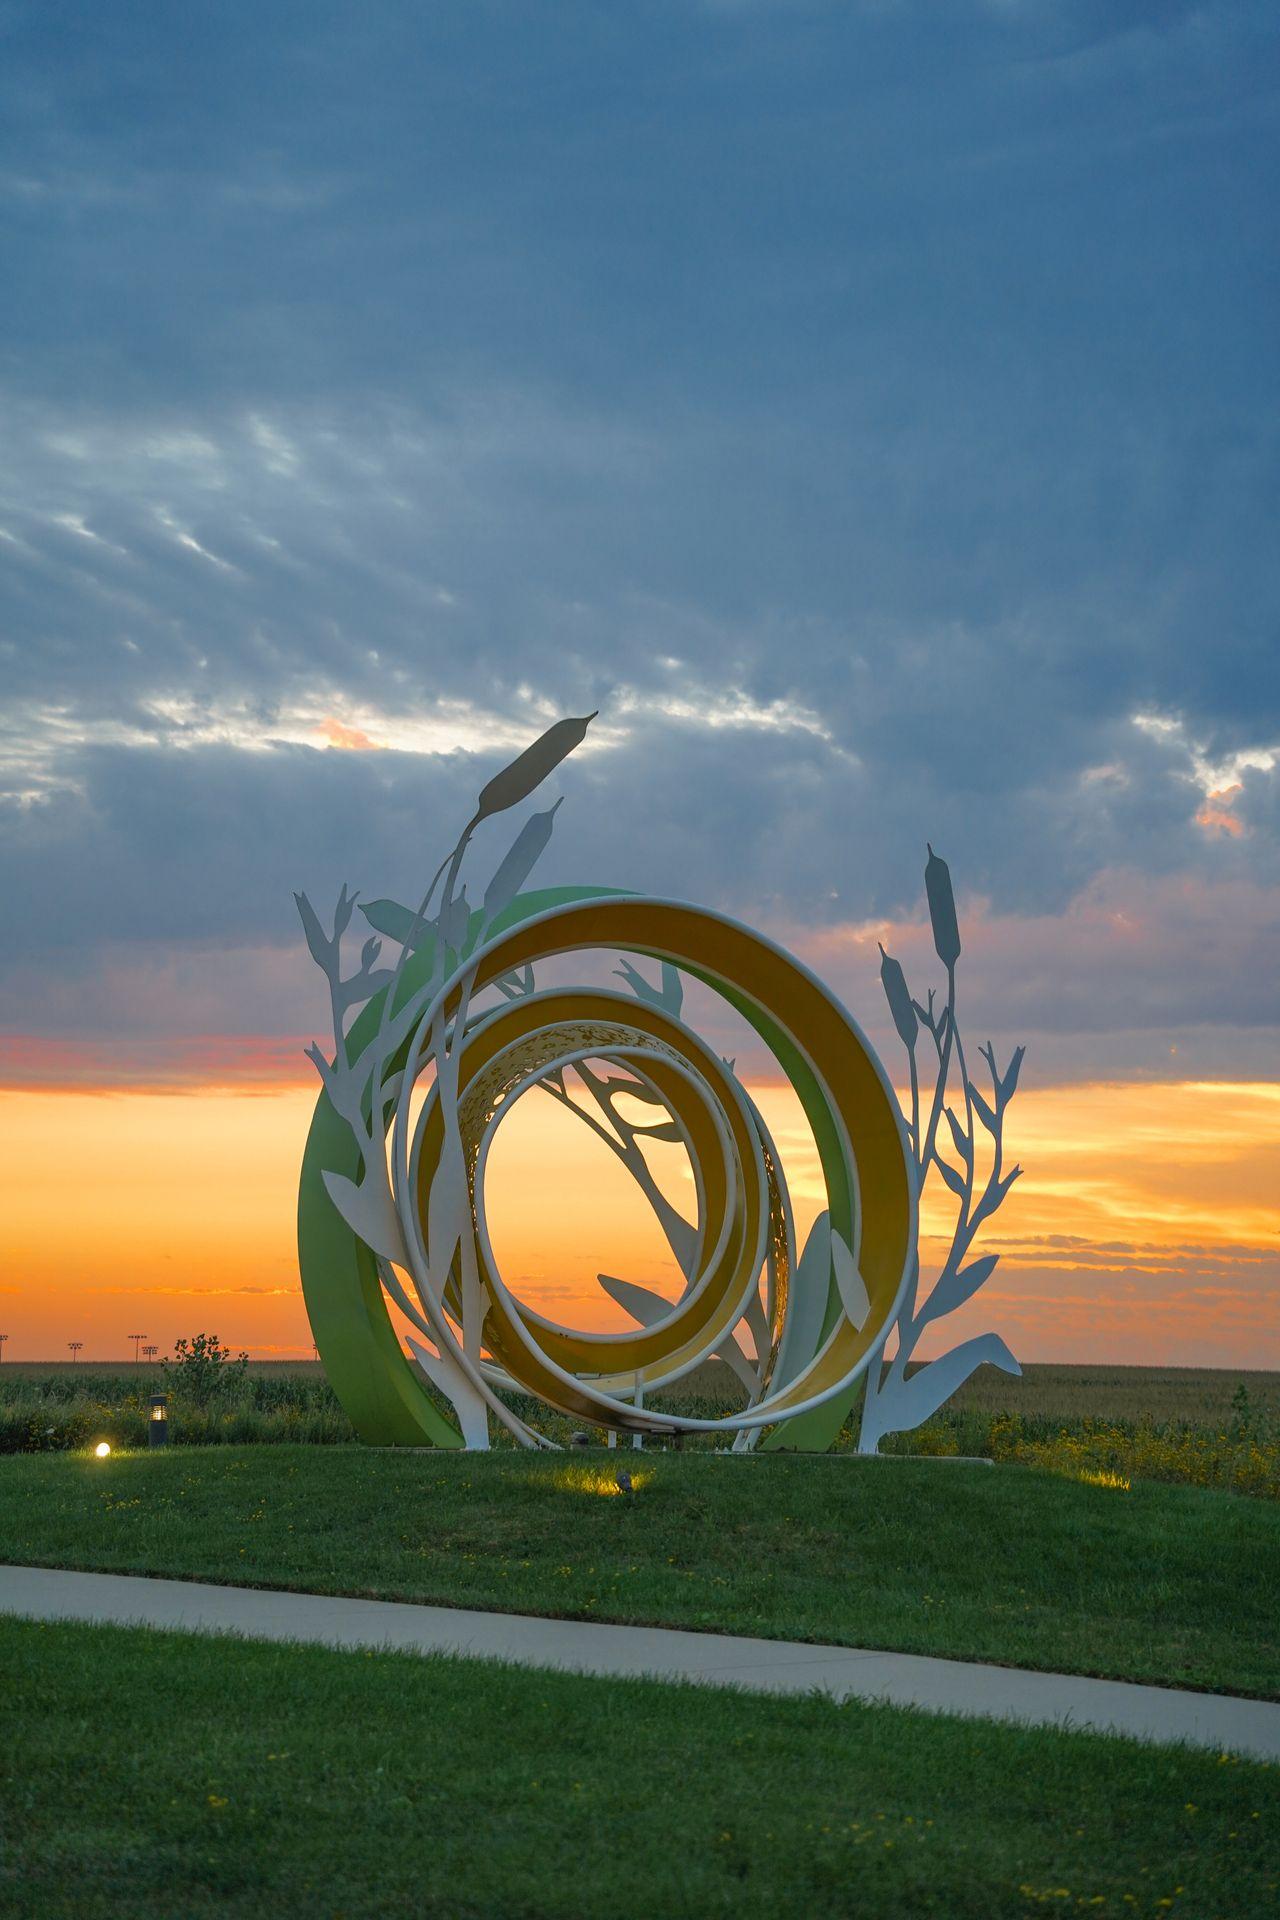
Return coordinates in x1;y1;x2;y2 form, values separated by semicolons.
149;1392;169;1448
94;1441;111;1459
615;1468;633;1496
569;1430;590;1448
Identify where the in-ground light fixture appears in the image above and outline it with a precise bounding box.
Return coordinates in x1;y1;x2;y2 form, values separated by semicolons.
94;1441;111;1459
149;1393;169;1447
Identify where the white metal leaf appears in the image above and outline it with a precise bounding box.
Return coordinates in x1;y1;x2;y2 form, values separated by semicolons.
918;1253;999;1326
933;1156;968;1199
482;801;561;927
295;891;333;970
320;1169;408;1267
770;1212;832;1392
1001;1046;1026;1103
333;884;357;939
361;897;427;949
439;888;471;954
944;1106;972;1166
596;1274;675;1327
830;1229;870;1330
878;1332;1020;1435
713;1331;764;1392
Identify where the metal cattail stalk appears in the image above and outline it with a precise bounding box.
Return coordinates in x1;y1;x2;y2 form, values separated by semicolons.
878;944;918;1049
924;844;961;969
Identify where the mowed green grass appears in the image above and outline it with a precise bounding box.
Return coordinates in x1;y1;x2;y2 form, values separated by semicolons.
3;1446;1277;1697
3;1615;1275;1920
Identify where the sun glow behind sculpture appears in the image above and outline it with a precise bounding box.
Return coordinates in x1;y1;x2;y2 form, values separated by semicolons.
297;713;1024;1453
3;1079;1275;1365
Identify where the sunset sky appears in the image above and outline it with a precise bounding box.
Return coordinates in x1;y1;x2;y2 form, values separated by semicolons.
1;3;1277;1365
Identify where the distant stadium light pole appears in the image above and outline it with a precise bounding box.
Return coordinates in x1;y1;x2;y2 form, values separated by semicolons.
142;1344;158;1364
68;1341;82;1362
128;1332;146;1366
0;1334;8;1363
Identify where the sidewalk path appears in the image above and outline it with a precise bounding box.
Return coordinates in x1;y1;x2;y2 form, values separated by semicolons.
4;1563;1277;1762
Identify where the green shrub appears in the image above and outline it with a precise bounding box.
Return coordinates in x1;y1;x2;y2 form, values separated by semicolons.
164;1333;249;1408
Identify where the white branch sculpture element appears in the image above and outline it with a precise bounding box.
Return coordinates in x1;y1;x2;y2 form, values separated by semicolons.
857;847;1025;1452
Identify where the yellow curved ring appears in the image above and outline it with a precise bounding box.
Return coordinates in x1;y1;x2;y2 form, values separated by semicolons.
403;895;914;1441
414;991;773;1417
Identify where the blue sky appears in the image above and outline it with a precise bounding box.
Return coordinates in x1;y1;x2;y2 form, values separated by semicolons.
1;0;1277;1083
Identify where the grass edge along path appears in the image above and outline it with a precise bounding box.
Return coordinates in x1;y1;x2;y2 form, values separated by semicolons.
3;1614;1277;1920
1;1447;1277;1700
5;1562;1279;1763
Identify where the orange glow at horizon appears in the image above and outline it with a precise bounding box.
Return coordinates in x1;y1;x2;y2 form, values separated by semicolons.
0;1076;1275;1368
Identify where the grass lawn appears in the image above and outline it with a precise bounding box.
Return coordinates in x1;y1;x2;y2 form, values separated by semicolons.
3;1614;1276;1920
2;1446;1277;1698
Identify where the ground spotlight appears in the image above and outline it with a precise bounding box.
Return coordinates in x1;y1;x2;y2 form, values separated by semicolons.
93;1441;111;1459
615;1468;633;1496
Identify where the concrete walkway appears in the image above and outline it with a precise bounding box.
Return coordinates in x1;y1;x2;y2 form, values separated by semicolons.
3;1563;1277;1763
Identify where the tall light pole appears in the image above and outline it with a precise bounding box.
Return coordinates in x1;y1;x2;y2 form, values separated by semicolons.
128;1332;146;1366
142;1343;158;1364
0;1334;8;1362
68;1341;82;1362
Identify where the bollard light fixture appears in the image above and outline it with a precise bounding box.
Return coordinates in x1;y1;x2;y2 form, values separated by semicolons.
149;1392;169;1447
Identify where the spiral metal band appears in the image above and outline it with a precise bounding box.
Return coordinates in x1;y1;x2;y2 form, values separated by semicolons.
298;886;916;1451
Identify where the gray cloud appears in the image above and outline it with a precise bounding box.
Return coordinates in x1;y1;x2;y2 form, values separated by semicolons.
0;1;1276;1073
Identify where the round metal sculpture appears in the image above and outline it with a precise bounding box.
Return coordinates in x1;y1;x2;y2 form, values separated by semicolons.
297;714;1023;1451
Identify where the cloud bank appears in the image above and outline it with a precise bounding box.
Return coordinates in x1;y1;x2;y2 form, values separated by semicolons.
0;0;1276;1090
